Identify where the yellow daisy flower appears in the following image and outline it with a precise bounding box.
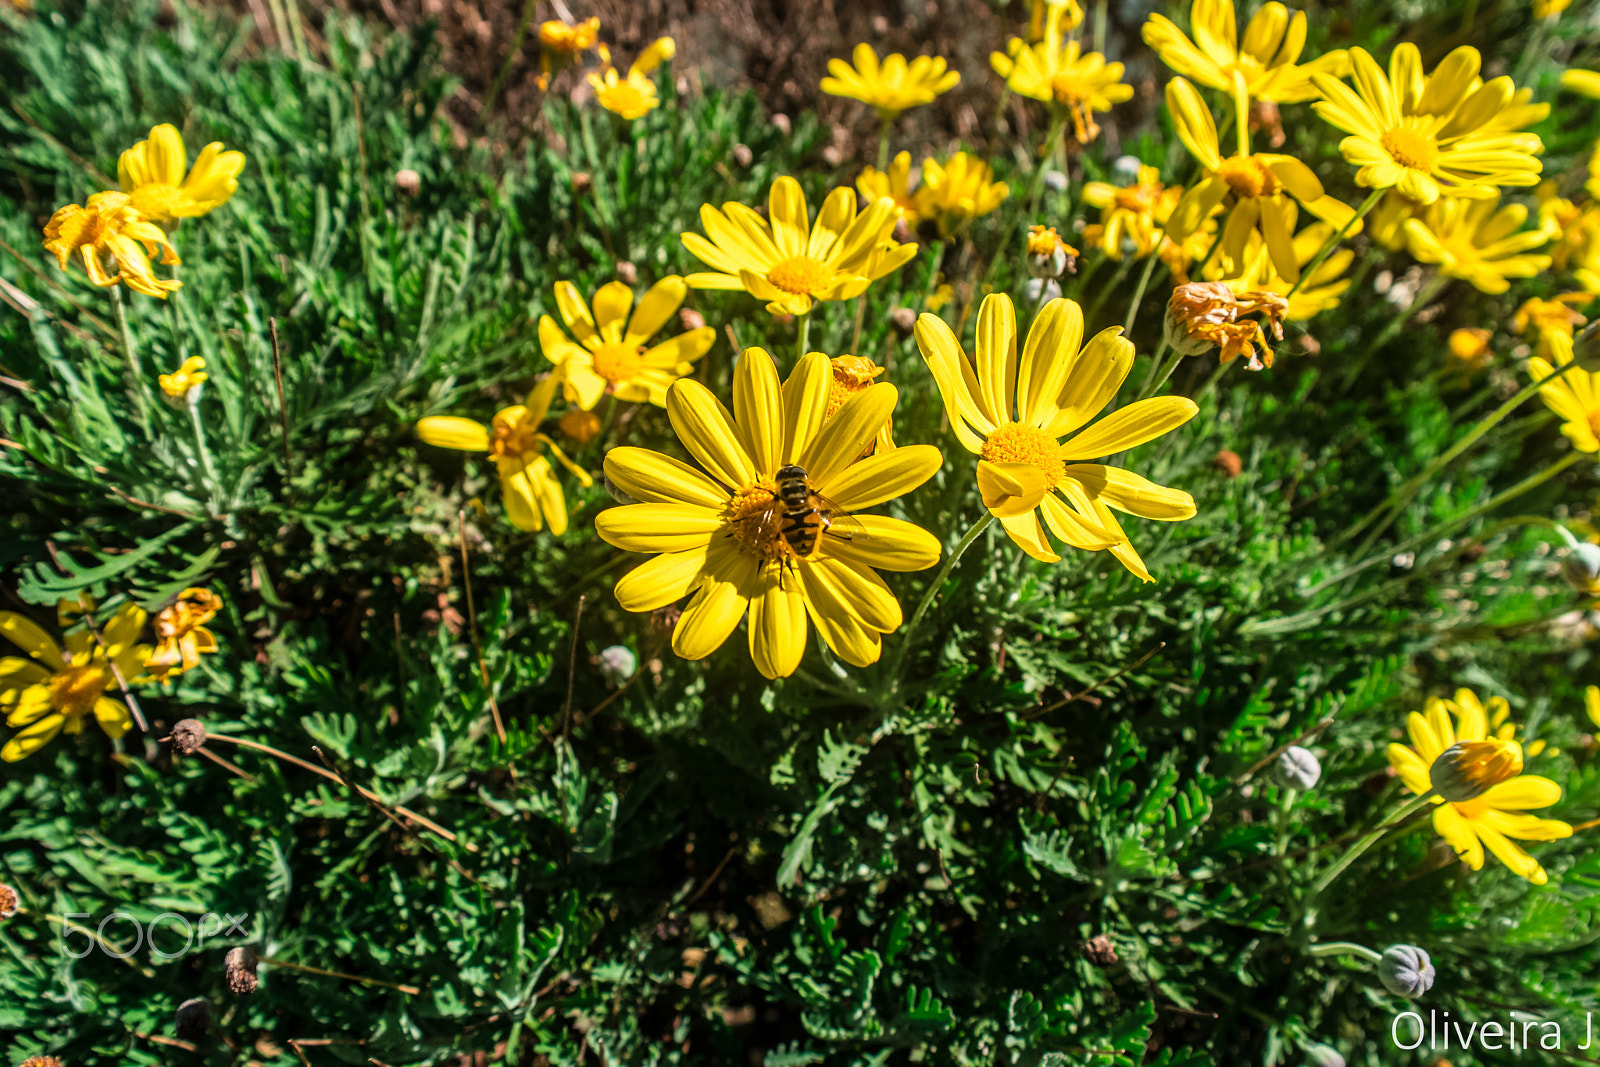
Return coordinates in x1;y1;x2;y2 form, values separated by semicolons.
1310;44;1544;206
536;16;600;91
1206;208;1353;320
682;176;914;317
0;600;150;762
159;356;208;403
913;153;1009;236
914;295;1198;579
538;276;715;410
416;375;594;534
1538;186;1600;293
1165;76;1358;284
588;38;675;121
595;348;944;679
1081;165;1181;259
1141;0;1349;104
1527;330;1600;453
145;588;222;682
42;191;181;299
991;0;1133;144
1536;0;1573;16
1386;689;1572;884
856;151;921;226
1448;328;1493;375
1514;294;1589;355
1028;0;1084;42
820;43;959;119
1402;193;1555;295
118;123;245;224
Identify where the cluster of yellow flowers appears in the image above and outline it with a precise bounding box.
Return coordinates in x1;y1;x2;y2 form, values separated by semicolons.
535;15;675;120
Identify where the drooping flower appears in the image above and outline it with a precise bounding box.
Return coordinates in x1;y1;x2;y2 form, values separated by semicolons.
856;151;921;226
118;124;246;224
1205;206;1353;320
416;375;594;534
42;191;181;299
538;276;715;409
536;16;600;91
589;38;675;121
1164;280;1288;370
0;600;150;762
821;43;959;119
1142;0;1349;104
595;348;943;678
825;354;895;454
913;153;1009;236
991;0;1133;144
145;588;222;682
1386;689;1572;884
1514;294;1590;359
159;356;208;405
1527;330;1600;453
1311;45;1544;205
915;295;1198;579
1402;193;1555;295
682;176;915;317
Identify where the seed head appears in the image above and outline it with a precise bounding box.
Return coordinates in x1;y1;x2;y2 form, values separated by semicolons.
1212;449;1243;478
1081;933;1118;967
597;645;637;686
175;998;210;1041
225;947;260;994
1562;543;1600;596
615;261;637;285
170;719;208;756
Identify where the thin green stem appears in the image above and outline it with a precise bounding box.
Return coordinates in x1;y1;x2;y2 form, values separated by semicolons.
796;310;811;366
1133;340;1177;402
1308;790;1436;901
110;285;151;431
1123;250;1163;333
876;114;891;171
1287;187;1383;299
477;0;538;132
1309;941;1384;964
889;512;995;678
976;115;1066;299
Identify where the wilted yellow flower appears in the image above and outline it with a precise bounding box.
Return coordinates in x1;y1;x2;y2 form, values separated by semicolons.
682;176;914;316
145;588;222;682
1528;330;1600;453
536;17;600;91
158;356;208;403
913;153;1009;235
822;43;959;118
416;375;593;534
589;38;675;121
1026;225;1077;278
118;124;245;224
856;151;921;226
1514;294;1589;352
1402;194;1555;295
43;191;181;299
1164;281;1287;370
1206;209;1353;320
538;276;715;409
991;0;1132;144
1311;45;1544;205
1387;689;1571;884
1142;0;1349;103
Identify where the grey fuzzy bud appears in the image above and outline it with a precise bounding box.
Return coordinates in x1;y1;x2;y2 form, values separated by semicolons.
1023;278;1061;304
1042;169;1068;192
1303;1043;1345;1067
732;144;753;167
598;645;637;686
1563;543;1600;594
1575;319;1600;371
1274;746;1321;790
1379;944;1434;998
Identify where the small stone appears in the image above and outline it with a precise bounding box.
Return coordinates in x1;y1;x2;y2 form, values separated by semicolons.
1082;933;1118;967
171;719;207;755
394;169;421;198
1213;450;1243;478
890;307;917;334
732;144;753;167
225;947;260;995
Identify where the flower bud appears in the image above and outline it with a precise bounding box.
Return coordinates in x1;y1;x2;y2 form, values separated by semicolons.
1213;449;1242;477
571;171;592;194
1428;739;1521;802
770;113;792;136
176;997;210;1042
615;261;637;285
394;169;421;198
890;307;917;335
1023;278;1062;305
1303;1044;1345;1067
1042;169;1068;192
224;946;259;994
598;645;637;686
1563;542;1600;595
1025;225;1077;279
1573;318;1600;371
1111;154;1144;182
1379;944;1435;998
732;144;753;167
1273;746;1321;790
170;719;208;756
678;308;706;331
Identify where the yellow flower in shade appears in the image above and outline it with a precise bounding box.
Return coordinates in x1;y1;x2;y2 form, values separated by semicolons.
158;356;208;404
682;176;915;317
915;295;1198;579
1310;45;1544;206
926;278;954;312
42;191;181;299
1514;294;1590;357
1165;77;1358;284
1206;210;1353;321
1386;689;1571;884
588;38;675;121
820;44;959;119
595;348;943;679
1489;697;1552;758
145;588;222;682
1081;164;1217;281
1141;0;1349;104
538;277;715;409
1402;194;1555;295
1028;0;1084;41
991;0;1132;144
1563;69;1600;101
1537;185;1600;293
826;354;895;454
536;17;600;91
416;375;594;534
1366;189;1423;252
913;153;1010;235
559;409;602;446
0;600;150;762
1527;330;1600;453
856;152;921;226
118;124;245;224
1448;328;1493;375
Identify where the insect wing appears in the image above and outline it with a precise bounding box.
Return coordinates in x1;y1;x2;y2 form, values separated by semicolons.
812;490;867;547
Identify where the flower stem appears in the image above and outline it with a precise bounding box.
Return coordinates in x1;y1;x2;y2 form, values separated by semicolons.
1287;187;1383;300
876;114;891;171
796;309;811;365
1133;340;1176;402
1308;790;1436;902
1309;941;1384;964
110;285;151;431
1122;247;1164;334
259;955;420;995
889;512;994;678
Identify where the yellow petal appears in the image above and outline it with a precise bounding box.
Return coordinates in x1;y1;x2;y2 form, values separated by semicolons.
768;176;810;258
417;417;491;452
591;281;635;341
1045;328;1135;438
595;503;723;554
553;281;599;345
672;539;757;660
615;544;712;612
0;613;65;670
604;446;730;509
1017;298;1085;429
667;379;757;489
823;445;942;511
823;515;942;573
625;276;687;345
914;313;995;452
748;576;807;679
1059;395;1198;460
974;293;1019;429
1478;775;1563;812
1433;804;1484;870
781;351;833;463
1061;464;1196;520
732;347;784;475
797;382;897;488
1;713;66;762
998;509;1060;563
977;460;1050;518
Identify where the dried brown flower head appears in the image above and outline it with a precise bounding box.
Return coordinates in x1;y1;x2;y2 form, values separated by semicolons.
1164;281;1288;371
170;719;208;755
225;947;260;994
0;883;18;920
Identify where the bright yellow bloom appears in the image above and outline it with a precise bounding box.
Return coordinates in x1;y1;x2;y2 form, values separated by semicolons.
0;600;150;762
1536;0;1573;17
915;295;1198;579
1402;193;1554;295
1386;689;1572;884
595;348;943;679
416;375;593;534
42;191;181;299
118;124;245;224
856;152;921;226
1080;164;1216;280
538;276;715;409
821;43;959;119
158;356;208;402
589;38;675;120
536;17;600;91
1528;330;1600;453
1311;45;1544;205
682;176;914;316
1165;77;1358;284
1448;328;1493;373
913;153;1009;235
1142;0;1348;104
145;588;222;682
1206;209;1353;320
991;1;1132;144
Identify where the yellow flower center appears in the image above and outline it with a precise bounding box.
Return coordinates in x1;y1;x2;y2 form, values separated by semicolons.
1429;739;1522;803
49;661;112;717
767;255;833;296
1216;155;1280;199
1381;126;1439;172
490;416;541;461
979;423;1064;486
725;479;788;561
590;341;646;382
